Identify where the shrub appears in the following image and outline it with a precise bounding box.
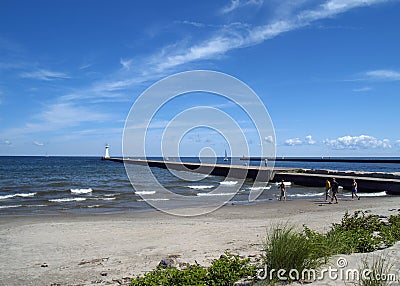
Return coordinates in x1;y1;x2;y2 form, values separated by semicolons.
358;255;395;286
130;252;255;286
262;225;323;282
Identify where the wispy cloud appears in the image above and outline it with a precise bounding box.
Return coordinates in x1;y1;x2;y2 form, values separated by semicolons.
221;0;264;14
33;140;44;146
395;140;400;147
20;69;70;81
352;86;372;92
5;103;112;137
0;140;12;146
145;0;389;75
120;58;133;70
323;135;391;150
364;69;400;81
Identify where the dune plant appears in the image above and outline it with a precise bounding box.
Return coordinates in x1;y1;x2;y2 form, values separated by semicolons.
358;255;395;286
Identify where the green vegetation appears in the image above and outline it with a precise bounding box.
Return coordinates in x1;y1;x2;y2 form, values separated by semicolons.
130;252;255;286
262;225;324;282
130;212;400;285
358;255;395;286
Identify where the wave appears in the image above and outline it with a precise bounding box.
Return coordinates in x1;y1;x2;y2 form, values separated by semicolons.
135;191;156;195
197;192;236;197
94;197;116;201
87;205;102;208
248;186;271;191
137;198;169;201
288;192;325;197
343;191;386;197
274;182;292;186
187;185;214;190
0;205;22;209
49;198;87;203
26;204;47;208
0;192;37;200
70;188;93;194
219;181;238;186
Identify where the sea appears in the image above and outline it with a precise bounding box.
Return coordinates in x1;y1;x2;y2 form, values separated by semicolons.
0;156;399;216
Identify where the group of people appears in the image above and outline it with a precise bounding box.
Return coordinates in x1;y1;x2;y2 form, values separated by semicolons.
325;178;360;203
277;178;361;202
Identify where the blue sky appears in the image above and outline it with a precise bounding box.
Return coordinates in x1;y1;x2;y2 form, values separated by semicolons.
0;0;400;157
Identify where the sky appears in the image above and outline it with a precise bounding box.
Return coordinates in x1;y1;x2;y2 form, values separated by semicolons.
0;0;400;157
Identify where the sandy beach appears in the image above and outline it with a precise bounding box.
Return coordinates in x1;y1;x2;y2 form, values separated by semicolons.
1;196;400;286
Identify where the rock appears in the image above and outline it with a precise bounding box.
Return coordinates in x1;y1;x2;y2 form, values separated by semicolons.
41;263;48;268
112;278;123;284
100;271;108;276
158;257;177;268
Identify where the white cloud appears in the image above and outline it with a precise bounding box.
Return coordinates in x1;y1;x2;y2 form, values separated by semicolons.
324;135;391;150
1;140;12;145
305;135;316;145
264;135;274;143
221;0;264;14
120;58;133;70
147;0;388;74
285;138;303;146
395;140;400;147
20;69;70;81
353;86;372;92
33;141;44;146
365;69;400;81
4;103;112;137
285;135;316;146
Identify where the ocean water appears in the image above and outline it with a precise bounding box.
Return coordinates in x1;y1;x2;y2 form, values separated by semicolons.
0;156;398;216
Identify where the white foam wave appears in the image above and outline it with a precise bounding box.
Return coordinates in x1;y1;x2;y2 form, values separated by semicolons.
0;192;37;200
274;182;292;186
70;188;92;194
0;194;14;200
343;191;386;197
219;181;238;186
87;205;101;208
187;185;214;190
49;198;87;203
288;192;324;197
26;204;47;208
0;205;22;209
138;198;170;201
135;191;156;195
97;197;116;201
197;192;236;197
248;186;271;191
18;192;37;197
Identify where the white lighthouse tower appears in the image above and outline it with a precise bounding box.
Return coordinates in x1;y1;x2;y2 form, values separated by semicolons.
104;144;110;159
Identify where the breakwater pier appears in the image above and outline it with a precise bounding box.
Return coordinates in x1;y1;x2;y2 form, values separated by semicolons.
103;157;400;194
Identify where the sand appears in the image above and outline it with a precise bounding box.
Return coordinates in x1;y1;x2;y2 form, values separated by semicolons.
1;197;400;286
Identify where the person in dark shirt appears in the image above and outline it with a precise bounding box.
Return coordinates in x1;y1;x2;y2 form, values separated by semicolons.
329;178;339;204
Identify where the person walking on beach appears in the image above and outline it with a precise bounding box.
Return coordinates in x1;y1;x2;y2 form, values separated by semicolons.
352;179;360;200
325;179;332;201
330;178;339;204
279;180;286;201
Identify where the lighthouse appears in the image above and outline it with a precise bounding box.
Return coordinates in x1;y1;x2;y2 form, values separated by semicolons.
104;144;110;159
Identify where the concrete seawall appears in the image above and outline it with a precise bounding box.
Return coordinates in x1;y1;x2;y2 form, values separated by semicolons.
103;158;400;194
